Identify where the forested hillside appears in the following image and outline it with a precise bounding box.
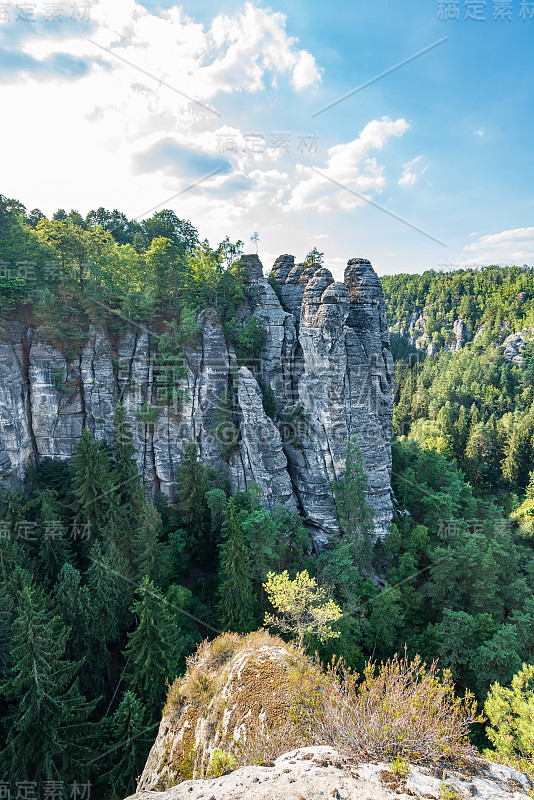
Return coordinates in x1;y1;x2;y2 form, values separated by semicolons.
383;267;534;504
383;266;534;352
0;195;533;798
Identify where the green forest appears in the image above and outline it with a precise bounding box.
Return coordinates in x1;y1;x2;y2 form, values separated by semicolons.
0;195;534;797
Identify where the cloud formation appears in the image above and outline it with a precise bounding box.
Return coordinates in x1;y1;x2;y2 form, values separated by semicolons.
461;227;534;266
286;117;410;212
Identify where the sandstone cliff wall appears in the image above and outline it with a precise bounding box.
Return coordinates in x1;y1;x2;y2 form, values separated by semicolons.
0;255;393;542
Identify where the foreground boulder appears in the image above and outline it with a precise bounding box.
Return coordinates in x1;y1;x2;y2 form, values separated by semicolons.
130;632;533;800
136;631;312;792
126;745;532;800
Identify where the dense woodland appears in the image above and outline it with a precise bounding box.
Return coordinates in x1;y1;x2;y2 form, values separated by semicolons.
0;195;534;797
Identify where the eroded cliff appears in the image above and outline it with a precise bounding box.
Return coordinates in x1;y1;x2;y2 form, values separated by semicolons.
0;254;393;542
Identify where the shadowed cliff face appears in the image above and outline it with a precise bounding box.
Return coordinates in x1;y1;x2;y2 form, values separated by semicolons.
267;254;394;540
0;254;393;543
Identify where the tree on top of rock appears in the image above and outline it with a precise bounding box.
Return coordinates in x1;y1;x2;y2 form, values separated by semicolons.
263;569;342;649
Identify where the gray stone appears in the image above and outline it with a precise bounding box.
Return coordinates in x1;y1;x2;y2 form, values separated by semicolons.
125;747;532;800
0;253;394;541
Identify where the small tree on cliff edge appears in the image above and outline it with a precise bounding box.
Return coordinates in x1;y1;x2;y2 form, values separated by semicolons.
263;569;342;649
303;247;324;269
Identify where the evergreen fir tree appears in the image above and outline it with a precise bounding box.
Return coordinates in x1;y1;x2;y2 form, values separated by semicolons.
217;498;255;633
70;426;115;538
132;501;171;587
321;437;375;605
125;577;179;711
241;507;279;596
112;403;144;515
87;540;133;685
1;487;27;538
177;440;210;555
502;427;522;485
36;488;72;585
0;577;96;784
53;563;94;683
0;579;13;676
102;690;150;798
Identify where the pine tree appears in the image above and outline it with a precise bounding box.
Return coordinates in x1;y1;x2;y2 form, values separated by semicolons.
1;487;27;538
502;428;522;485
36;488;72;585
320;437;375;606
303;246;324;269
177;440;210;555
271;503;310;573
0;579;13;675
465;422;485;485
217;498;255;633
53;563;93;675
206;487;227;538
132;501;171;586
125;577;179;711
70;426;115;538
241;507;279;596
112;402;143;515
102;690;150;798
87;540;133;684
1;576;96;784
0;533;25;584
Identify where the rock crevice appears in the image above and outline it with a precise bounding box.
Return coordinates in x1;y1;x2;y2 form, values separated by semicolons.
0;255;393;540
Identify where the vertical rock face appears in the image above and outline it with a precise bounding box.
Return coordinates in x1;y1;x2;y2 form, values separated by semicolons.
0;254;393;543
262;257;394;541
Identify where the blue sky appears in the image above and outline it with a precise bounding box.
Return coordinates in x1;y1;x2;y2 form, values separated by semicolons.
1;0;533;277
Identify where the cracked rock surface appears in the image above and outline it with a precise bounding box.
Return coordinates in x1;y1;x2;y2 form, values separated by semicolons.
125;746;532;800
0;254;393;542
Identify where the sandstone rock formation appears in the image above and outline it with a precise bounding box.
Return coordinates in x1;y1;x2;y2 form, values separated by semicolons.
391;313;469;355
0;254;393;541
128;633;532;800
136;631;307;792
501;328;534;365
125;746;532;800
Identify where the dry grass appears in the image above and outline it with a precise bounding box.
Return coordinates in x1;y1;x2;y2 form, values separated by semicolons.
231;717;307;767
159;633;484;790
291;648;483;763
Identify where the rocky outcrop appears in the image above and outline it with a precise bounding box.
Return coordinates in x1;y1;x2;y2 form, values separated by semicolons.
129;632;533;800
126;747;532;800
0;254;393;542
269;256;394;539
136;632;308;792
452;316;468;351
390;313;469;355
501;328;534;365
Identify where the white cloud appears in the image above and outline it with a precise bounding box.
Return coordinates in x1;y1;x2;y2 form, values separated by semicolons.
286;117;409;212
0;0;321;222
474;127;485;137
292;49;322;90
398;155;423;187
461;227;534;266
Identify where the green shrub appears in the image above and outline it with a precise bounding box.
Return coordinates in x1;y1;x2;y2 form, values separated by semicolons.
267;271;281;299
226;316;265;368
483;664;534;779
52;367;66;391
136;401;158;425
391;753;410;777
262;384;276;419
205;748;237;778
